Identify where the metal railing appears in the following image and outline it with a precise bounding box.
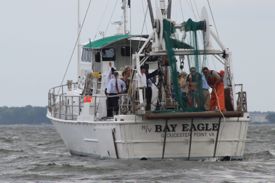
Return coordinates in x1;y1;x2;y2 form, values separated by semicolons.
48;83;82;120
48;82;248;121
235;84;248;112
48;83;133;121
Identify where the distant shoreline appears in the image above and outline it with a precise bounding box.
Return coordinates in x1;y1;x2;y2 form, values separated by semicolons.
0;106;274;124
0;106;50;125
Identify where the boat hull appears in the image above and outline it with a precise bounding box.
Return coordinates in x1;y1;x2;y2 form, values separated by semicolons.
48;113;249;160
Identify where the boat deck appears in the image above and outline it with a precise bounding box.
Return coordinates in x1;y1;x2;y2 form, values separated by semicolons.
144;111;244;120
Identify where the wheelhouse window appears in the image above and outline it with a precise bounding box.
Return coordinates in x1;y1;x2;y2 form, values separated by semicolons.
81;48;92;63
102;48;116;61
121;46;131;57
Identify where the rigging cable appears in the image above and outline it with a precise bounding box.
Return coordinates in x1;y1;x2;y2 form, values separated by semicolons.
193;0;201;19
58;0;93;94
137;0;149;50
141;0;149;33
104;0;119;35
187;0;198;20
179;0;185;20
129;0;132;65
93;0;110;40
206;0;220;39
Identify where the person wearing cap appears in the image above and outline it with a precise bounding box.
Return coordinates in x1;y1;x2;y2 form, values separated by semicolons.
202;67;225;111
103;62;116;94
144;64;159;111
106;72;126;117
178;71;188;108
186;67;204;110
121;66;132;93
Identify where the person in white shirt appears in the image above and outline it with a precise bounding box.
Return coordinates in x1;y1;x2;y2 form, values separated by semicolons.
137;65;147;88
106;72;126;117
136;65;159;111
103;62;116;94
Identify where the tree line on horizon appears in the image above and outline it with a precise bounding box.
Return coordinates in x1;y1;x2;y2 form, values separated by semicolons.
0;106;274;124
0;106;50;124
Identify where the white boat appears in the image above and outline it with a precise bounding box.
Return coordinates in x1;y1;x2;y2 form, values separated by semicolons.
47;0;249;160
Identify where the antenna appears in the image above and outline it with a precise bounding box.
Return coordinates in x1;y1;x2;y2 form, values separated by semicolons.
167;0;172;19
121;0;128;34
77;0;81;77
147;0;155;28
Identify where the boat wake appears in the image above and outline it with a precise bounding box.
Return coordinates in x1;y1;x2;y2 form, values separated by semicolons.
244;150;275;160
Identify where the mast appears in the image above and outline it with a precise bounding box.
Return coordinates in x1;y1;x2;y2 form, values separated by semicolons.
121;0;128;34
77;0;81;77
147;0;155;28
167;0;172;19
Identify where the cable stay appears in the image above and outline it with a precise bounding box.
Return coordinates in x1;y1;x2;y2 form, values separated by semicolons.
58;0;93;94
104;0;120;35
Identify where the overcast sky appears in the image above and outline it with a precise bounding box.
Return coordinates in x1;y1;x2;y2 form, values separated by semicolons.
0;0;274;111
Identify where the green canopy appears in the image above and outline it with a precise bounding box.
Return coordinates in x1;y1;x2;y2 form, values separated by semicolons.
83;34;131;49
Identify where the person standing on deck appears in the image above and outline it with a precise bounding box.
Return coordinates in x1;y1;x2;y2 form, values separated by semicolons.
186;67;204;110
178;72;188;109
201;74;210;111
202;67;225;111
106;72;126;117
103;62;116;94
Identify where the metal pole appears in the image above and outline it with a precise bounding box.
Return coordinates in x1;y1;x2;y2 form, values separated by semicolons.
77;0;81;77
167;0;172;19
162;120;168;159
188;118;194;160
147;0;155;28
213;118;222;158
122;0;127;34
112;128;119;159
72;96;74;120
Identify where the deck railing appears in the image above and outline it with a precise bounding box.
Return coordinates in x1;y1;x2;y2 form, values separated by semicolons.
48;83;132;120
48;82;247;121
235;84;247;112
48;83;82;120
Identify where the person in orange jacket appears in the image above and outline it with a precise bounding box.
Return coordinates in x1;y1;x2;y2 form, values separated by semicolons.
202;67;225;111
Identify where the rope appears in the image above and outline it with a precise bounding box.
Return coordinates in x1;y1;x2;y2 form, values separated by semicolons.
213;88;225;121
213;88;225;158
104;0;119;35
206;0;220;39
58;0;93;94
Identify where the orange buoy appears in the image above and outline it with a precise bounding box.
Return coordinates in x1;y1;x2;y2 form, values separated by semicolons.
84;96;92;103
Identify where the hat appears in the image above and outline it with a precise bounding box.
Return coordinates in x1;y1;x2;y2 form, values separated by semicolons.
114;71;119;77
179;72;187;77
190;67;196;72
111;67;116;73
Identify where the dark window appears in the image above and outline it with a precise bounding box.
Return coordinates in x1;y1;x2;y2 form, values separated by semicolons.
95;52;101;62
102;48;116;61
121;46;131;56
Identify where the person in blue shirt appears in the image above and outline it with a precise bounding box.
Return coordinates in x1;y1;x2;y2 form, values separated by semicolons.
106;72;126;117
